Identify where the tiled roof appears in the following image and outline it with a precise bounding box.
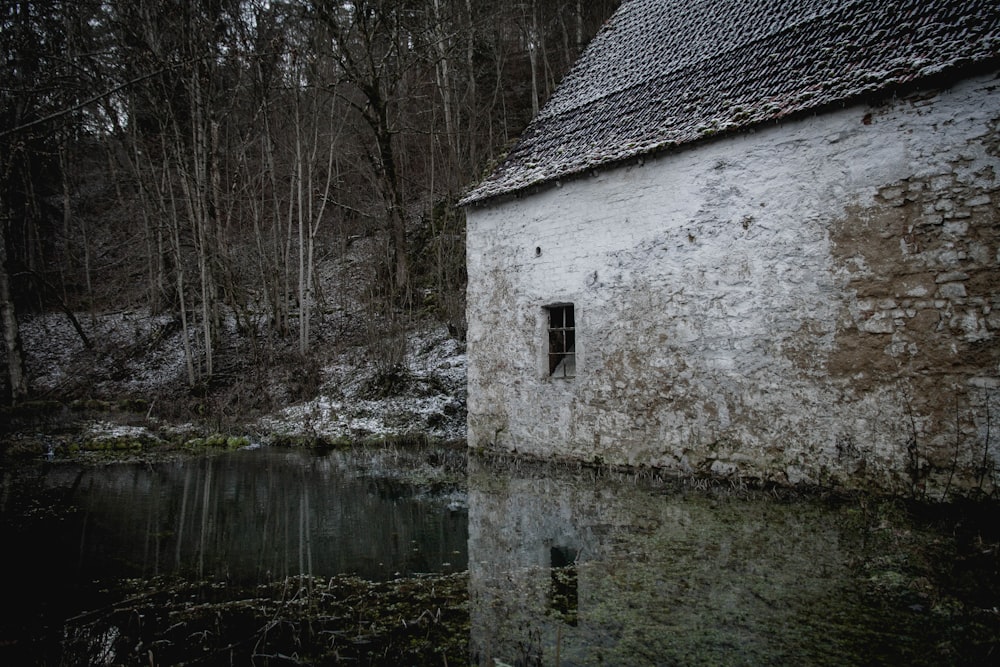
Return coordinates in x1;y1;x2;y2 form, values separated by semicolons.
461;0;1000;205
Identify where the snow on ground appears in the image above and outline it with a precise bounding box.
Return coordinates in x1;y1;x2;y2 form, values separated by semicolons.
258;324;467;442
17;309;467;443
20;311;188;395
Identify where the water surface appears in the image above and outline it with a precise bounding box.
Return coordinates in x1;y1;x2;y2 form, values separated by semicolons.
4;446;467;584
467;458;999;666
2;447;997;665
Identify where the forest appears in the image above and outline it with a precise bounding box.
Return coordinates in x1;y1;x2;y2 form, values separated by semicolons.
0;0;621;412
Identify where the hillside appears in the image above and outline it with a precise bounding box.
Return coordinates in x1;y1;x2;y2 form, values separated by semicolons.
6;232;467;454
17;309;466;444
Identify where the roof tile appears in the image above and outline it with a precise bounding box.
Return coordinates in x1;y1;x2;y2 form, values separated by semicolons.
462;0;1000;205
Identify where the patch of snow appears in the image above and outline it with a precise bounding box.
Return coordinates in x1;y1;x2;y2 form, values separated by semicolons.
17;302;467;443
21;310;189;394
258;323;467;441
445;490;469;512
84;421;155;441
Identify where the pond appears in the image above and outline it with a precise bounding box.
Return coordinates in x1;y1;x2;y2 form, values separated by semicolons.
467;458;999;666
1;446;998;665
24;446;468;583
1;445;469;663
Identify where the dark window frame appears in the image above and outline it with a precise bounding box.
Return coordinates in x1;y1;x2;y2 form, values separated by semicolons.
546;303;576;379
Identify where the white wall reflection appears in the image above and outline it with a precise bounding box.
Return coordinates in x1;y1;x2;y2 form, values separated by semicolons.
467;456;955;666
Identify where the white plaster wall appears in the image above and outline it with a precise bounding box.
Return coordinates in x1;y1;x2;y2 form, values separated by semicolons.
466;71;1000;493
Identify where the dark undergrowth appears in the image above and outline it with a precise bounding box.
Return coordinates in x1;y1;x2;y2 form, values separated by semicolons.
7;573;469;666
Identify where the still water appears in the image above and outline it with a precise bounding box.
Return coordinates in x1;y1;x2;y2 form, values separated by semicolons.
2;446;997;665
5;446;468;583
467;458;999;666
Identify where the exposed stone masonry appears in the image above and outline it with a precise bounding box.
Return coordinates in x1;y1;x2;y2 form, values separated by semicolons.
466;73;1000;495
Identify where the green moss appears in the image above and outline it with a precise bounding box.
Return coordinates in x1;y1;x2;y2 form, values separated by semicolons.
104;438;140;452
204;433;228;448
225;436;249;450
182;433;250;451
183;437;205;450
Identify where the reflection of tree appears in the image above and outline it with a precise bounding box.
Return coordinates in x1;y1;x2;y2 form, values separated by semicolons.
63;449;467;583
298;481;312;578
197;458;212;577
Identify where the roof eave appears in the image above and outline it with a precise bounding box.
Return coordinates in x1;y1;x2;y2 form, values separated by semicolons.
460;59;1000;208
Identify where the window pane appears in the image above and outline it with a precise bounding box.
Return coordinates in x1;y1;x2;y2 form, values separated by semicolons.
546;304;575;378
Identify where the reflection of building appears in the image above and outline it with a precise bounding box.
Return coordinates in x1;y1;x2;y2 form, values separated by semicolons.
467;462;620;665
462;0;1000;493
466;458;974;666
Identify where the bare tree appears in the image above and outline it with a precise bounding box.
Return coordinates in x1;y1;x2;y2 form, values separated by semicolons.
0;222;28;404
312;0;430;304
0;0;621;404
288;49;343;354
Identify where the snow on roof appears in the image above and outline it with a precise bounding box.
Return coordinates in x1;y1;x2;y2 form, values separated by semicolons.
461;0;1000;205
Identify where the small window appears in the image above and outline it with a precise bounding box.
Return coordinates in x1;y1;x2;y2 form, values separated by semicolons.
546;304;575;378
548;545;578;625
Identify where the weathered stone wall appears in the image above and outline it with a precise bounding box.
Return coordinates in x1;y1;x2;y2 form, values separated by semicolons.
465;71;1000;495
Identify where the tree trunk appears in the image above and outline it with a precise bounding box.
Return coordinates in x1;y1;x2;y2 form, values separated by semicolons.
529;0;540;116
295;84;306;354
432;0;456;158
0;222;29;404
164;166;198;387
464;0;477;172
373;105;409;303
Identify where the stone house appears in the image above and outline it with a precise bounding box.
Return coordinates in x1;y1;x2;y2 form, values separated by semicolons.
460;0;1000;494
